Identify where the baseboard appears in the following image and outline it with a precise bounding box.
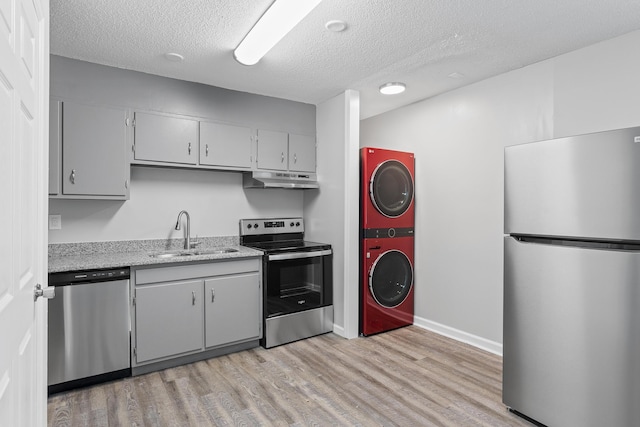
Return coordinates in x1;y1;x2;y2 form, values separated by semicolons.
413;316;503;356
332;323;345;338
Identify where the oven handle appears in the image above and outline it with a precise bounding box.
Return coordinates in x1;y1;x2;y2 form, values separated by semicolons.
268;249;332;261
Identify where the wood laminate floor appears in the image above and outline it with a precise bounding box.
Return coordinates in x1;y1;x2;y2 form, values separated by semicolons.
48;326;532;426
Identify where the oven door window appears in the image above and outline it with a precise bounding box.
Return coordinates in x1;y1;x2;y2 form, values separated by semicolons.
265;255;331;317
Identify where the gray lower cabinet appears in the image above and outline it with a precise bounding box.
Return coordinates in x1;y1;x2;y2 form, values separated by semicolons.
132;258;261;373
205;273;260;348
49;99;130;199
200;122;253;169
134;279;203;363
133;111;198;165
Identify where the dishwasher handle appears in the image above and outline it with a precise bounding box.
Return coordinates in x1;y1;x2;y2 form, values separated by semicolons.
34;283;55;301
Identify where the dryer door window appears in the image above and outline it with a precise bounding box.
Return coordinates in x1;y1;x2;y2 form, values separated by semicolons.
369;250;413;308
370;160;414;218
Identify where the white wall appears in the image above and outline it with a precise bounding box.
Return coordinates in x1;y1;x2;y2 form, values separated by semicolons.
49;167;302;243
360;29;640;352
49;56;314;243
304;90;360;338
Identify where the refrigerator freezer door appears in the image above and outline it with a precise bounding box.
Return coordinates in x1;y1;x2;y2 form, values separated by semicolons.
505;126;640;241
503;237;640;427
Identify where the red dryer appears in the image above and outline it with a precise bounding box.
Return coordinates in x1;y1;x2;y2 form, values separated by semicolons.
361;147;415;230
361;235;414;336
360;147;415;336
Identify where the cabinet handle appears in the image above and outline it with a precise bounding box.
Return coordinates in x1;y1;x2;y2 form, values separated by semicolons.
188;142;192;155
206;144;209;157
211;288;215;303
192;291;196;305
281;152;285;163
294;153;297;164
70;169;76;184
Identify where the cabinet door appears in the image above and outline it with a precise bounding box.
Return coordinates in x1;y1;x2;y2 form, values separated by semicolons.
135;279;203;363
205;273;260;348
61;102;128;197
134;112;198;165
200;122;252;169
49;99;61;195
288;134;316;172
256;129;288;171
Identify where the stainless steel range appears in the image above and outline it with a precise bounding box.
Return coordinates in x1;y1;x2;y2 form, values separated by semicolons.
240;217;333;348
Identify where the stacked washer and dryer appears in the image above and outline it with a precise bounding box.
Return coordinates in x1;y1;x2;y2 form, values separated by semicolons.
360;147;415;336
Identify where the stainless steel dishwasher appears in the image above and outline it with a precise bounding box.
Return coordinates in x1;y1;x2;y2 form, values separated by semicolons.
48;267;131;394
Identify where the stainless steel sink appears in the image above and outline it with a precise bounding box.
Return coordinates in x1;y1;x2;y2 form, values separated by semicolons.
149;248;239;258
194;248;239;255
149;252;191;259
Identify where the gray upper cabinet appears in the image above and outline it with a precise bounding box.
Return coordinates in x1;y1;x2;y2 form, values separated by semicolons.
288;134;316;173
200;122;253;169
256;129;288;171
133;112;198;165
49;99;61;195
54;100;129;199
205;272;260;348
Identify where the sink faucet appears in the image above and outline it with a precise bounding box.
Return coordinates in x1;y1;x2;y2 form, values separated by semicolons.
175;210;192;249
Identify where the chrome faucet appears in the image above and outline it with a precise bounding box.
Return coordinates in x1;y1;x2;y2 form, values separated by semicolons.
175;210;192;249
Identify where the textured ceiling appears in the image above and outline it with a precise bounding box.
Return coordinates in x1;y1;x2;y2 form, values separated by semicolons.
51;0;640;119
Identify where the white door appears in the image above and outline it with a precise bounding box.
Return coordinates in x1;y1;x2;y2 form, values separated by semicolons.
0;0;49;425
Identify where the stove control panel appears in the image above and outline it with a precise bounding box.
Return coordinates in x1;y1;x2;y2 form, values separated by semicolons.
240;217;304;235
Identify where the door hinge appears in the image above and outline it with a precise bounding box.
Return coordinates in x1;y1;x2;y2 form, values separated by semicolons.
126;118;136;127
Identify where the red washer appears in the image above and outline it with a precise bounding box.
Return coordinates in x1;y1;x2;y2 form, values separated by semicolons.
361;147;415;230
361;236;414;336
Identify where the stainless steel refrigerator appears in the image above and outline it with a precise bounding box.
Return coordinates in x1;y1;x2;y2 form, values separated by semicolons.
503;126;640;427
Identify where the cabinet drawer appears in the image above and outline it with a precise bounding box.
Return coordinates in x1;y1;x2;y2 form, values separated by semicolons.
135;258;260;285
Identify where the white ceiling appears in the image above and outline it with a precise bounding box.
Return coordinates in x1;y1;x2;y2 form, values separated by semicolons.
51;0;640;119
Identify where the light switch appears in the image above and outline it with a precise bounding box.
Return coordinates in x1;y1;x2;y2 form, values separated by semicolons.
49;214;62;230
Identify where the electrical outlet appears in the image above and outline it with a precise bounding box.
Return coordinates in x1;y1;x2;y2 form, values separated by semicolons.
48;214;62;230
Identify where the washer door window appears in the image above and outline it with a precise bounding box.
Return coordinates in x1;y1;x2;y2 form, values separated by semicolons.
370;160;414;218
369;250;413;308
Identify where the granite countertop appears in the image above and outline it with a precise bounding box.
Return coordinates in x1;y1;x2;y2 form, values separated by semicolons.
48;236;263;273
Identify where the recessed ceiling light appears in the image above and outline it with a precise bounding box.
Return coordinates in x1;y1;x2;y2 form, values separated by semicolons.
164;53;184;62
325;20;347;32
448;72;464;79
379;82;406;95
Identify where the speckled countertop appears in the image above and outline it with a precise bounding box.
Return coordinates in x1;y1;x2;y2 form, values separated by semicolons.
48;236;263;273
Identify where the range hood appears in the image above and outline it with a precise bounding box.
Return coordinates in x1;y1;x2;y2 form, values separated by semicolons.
243;171;319;189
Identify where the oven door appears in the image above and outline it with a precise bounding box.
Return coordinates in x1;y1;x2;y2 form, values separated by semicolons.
265;249;333;317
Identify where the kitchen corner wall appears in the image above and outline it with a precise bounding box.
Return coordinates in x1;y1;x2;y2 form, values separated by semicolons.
360;29;640;352
48;56;315;243
304;90;360;339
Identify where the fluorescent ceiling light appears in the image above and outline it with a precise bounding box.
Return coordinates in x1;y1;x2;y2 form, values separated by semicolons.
234;0;323;66
379;82;406;95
